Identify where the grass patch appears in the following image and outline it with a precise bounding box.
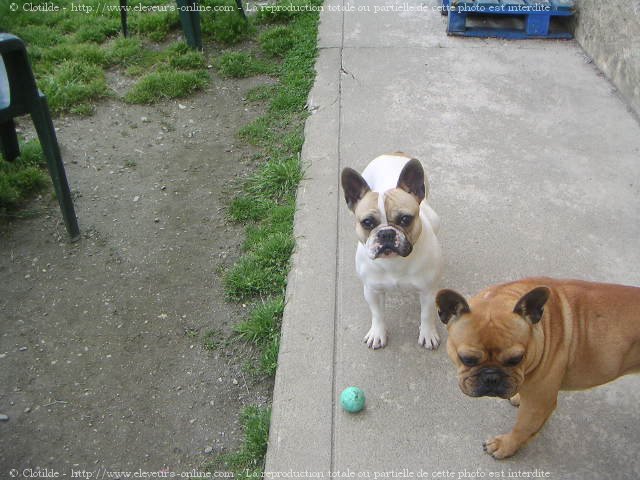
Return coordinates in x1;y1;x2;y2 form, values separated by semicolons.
17;24;65;47
260;336;280;377
222;1;318;405
127;8;180;42
223;228;294;300
213;6;318;470
239;118;304;158
255;0;322;24
235;298;284;344
246;84;279;102
124;41;209;103
243;202;295;251
0;140;49;213
125;69;209;104
225;201;296;302
216;52;276;78
228;197;277;223
169;49;206;70
238;116;278;146
269;14;319;115
106;37;152;67
39;61;108;115
206;406;271;479
246;156;303;201
73;17;121;43
42;43;109;68
235;298;284;376
200;0;254;44
1;0;210;116
259;26;297;57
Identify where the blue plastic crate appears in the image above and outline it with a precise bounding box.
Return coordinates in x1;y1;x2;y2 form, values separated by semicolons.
444;0;575;39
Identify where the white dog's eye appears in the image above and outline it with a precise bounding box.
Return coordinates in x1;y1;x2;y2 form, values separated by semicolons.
399;215;413;227
361;218;376;230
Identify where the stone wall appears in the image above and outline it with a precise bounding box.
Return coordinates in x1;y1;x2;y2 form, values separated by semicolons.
573;1;640;115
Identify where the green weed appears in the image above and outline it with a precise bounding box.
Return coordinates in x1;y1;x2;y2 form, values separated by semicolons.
260;335;279;376
259;26;297;57
200;0;253;44
226;0;318;325
255;0;322;24
246;84;278;102
228;197;276;223
246;156;302;200
129;9;180;42
215;2;319;474
185;328;200;338
235;298;284;375
169;49;206;69
42;43;109;69
238;116;276;146
206;406;271;479
235;298;284;345
73;17;120;43
223;229;293;300
243;202;294;251
17;25;65;47
216;52;276;78
203;329;224;351
106;37;150;67
0;140;48;212
1;0;211;116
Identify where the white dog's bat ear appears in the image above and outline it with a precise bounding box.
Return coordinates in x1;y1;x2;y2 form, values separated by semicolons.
341;167;371;212
397;158;426;203
513;287;550;325
436;289;471;325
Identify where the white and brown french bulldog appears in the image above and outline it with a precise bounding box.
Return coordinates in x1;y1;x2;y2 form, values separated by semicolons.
436;277;640;459
341;153;442;350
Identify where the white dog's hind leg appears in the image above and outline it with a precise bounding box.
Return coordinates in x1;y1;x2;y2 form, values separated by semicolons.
418;291;440;350
363;286;387;349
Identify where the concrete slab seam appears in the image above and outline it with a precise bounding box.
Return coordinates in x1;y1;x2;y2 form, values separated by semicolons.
331;0;345;474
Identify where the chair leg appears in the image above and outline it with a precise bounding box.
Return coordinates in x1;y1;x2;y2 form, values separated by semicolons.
120;0;128;37
30;95;80;242
0;118;20;161
236;0;247;21
177;0;202;49
190;8;202;49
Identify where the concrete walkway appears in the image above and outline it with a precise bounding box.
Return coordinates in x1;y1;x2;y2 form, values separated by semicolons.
266;1;640;479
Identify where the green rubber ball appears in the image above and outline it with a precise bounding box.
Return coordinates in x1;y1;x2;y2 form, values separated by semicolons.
340;386;366;413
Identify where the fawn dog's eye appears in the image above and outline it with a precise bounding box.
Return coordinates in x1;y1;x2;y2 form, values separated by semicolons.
459;355;480;367
504;355;524;367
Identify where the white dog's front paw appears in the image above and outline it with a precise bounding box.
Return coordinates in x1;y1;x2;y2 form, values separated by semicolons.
364;326;387;349
418;327;440;350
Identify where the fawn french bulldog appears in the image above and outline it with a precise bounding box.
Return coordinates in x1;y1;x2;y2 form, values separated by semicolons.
436;277;640;458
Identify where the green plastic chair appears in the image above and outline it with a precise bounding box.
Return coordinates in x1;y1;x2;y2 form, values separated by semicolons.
118;0;247;50
118;0;203;49
0;33;80;241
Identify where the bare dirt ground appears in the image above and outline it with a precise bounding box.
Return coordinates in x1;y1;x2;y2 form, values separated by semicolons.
0;72;274;474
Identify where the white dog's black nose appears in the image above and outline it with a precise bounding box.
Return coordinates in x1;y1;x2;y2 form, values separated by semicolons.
379;229;396;243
